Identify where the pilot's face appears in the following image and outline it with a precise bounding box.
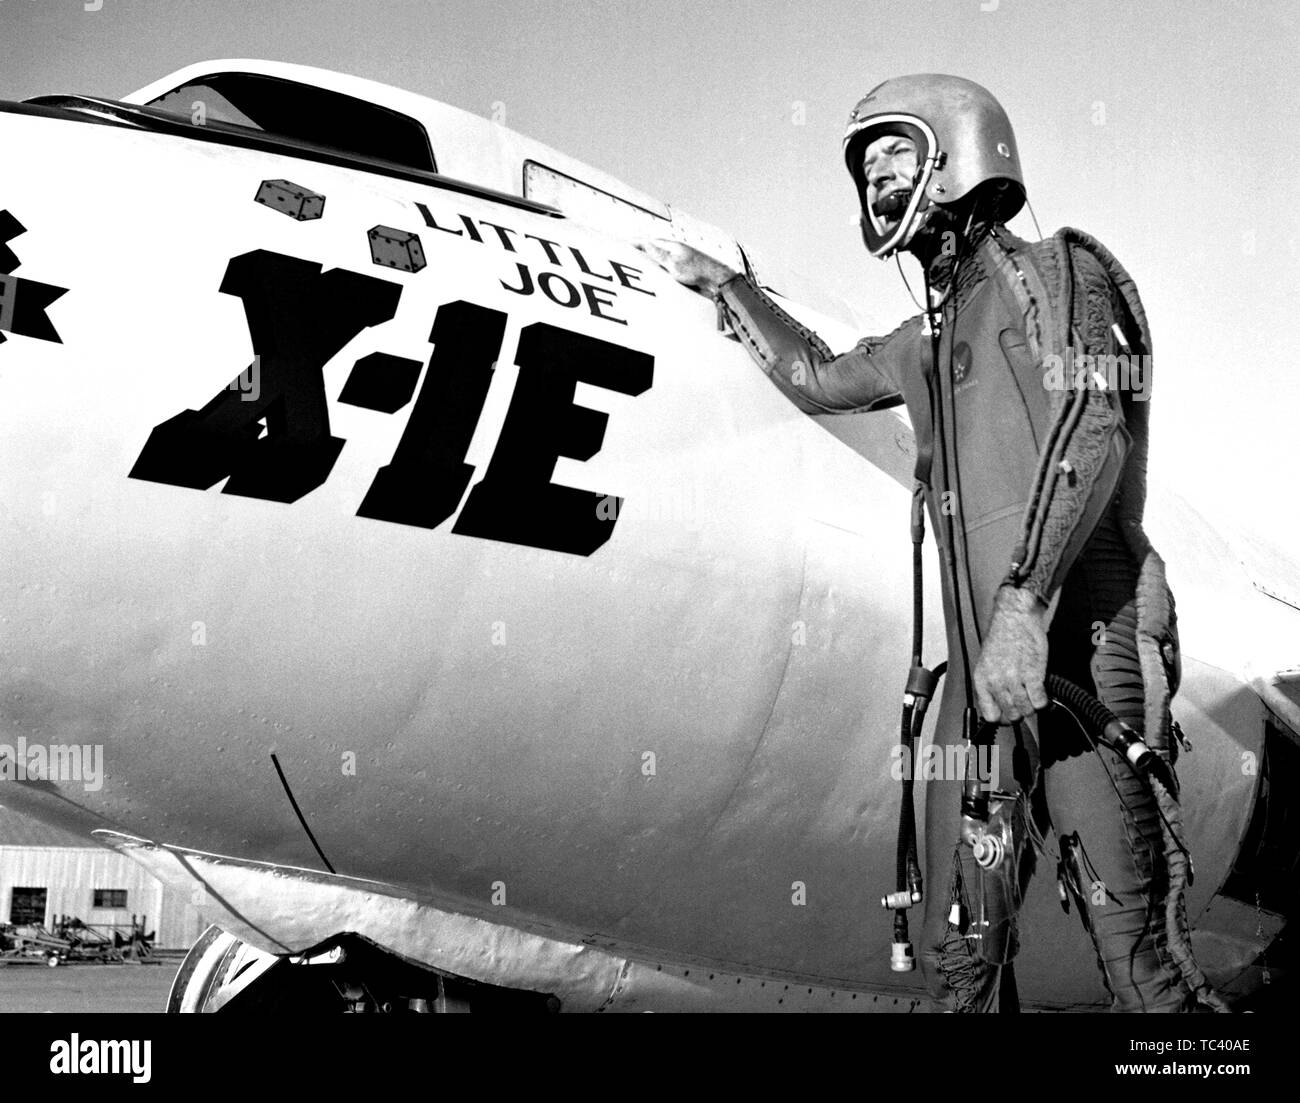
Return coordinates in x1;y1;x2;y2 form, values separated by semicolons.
861;134;920;236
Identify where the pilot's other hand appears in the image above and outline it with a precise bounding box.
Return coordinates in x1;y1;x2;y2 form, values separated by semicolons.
973;585;1050;724
634;239;737;297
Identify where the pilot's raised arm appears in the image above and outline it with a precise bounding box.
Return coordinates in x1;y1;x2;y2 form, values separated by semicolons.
636;240;913;415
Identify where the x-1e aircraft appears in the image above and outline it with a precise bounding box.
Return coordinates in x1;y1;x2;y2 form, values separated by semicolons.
0;59;1295;1011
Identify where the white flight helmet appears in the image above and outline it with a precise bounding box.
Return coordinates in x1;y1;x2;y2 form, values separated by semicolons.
844;74;1026;258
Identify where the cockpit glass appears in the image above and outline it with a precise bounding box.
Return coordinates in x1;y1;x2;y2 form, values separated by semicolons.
146;72;436;174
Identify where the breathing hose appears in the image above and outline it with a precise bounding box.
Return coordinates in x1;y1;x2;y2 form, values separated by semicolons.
889;675;1173;965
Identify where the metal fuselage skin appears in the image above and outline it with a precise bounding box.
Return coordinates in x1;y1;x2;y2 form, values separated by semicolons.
0;63;1292;1010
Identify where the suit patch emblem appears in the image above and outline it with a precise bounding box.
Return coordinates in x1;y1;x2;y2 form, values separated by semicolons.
952;341;972;384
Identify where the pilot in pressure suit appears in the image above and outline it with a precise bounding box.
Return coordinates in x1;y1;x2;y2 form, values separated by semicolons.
640;75;1226;1012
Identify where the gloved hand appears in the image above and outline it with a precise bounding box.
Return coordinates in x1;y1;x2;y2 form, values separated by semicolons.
973;585;1050;723
634;239;737;296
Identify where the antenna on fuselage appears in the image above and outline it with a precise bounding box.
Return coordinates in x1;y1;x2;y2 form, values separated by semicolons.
270;752;337;874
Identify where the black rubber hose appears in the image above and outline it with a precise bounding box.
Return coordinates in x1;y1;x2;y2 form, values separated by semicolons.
1044;673;1115;734
972;674;1136;760
896;702;915;893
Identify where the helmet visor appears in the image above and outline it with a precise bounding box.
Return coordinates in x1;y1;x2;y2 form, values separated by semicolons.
845;115;937;257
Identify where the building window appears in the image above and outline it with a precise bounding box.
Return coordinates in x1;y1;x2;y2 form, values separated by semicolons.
9;887;47;926
93;889;128;909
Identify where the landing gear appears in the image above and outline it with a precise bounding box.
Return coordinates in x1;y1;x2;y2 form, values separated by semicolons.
167;926;559;1013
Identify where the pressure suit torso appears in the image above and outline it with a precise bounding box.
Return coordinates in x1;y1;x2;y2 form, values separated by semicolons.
716;227;1132;649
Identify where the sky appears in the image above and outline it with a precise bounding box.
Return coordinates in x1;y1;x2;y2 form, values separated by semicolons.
2;0;1298;555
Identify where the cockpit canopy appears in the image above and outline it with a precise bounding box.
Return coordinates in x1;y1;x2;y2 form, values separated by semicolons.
145;71;438;175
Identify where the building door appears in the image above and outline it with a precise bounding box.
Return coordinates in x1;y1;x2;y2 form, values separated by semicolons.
9;887;48;926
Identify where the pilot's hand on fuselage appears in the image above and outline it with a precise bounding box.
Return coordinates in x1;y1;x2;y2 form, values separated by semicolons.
973;585;1050;724
634;239;737;297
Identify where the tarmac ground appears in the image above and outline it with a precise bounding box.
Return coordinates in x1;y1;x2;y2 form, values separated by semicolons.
0;962;180;1013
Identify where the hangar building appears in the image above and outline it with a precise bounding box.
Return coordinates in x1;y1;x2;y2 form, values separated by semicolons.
0;804;203;950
